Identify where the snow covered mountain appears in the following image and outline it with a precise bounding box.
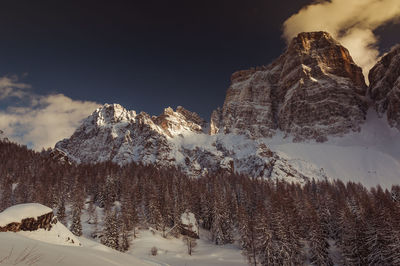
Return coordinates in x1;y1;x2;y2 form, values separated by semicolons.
55;103;315;183
55;31;400;187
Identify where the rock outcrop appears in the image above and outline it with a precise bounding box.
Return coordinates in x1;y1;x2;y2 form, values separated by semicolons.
0;203;81;246
211;31;368;141
0;212;55;232
152;106;207;137
369;45;400;129
0;203;55;232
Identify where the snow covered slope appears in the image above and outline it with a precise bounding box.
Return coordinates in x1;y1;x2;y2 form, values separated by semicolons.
55;104;320;184
0;203;149;266
55;103;400;187
0;203;80;246
0;233;148;266
54;32;400;188
128;229;247;266
265;110;400;188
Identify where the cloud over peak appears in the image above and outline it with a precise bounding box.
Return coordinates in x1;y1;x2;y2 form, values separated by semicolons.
0;76;100;150
283;0;400;81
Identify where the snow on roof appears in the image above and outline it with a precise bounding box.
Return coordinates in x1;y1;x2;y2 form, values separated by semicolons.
180;210;199;235
0;203;53;227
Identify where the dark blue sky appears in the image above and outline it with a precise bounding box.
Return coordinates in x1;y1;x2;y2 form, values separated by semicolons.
0;0;399;120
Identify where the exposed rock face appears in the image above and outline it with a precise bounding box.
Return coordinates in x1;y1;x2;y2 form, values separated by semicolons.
152;106;207;137
211;31;368;141
55;103;322;183
0;212;55;232
0;203;81;246
369;45;400;129
0;204;56;232
48;148;74;165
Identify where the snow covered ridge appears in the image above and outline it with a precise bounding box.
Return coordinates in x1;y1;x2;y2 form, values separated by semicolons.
54;31;400;187
55;103;319;183
0;203;80;246
54;104;400;188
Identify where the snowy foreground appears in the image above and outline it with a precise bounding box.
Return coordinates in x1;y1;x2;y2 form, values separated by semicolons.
0;233;147;266
0;203;246;266
0;229;247;266
129;229;246;266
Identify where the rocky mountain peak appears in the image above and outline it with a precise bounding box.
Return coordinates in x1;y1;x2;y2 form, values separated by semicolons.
211;31;368;141
92;103;137;126
369;45;400;129
288;31;366;90
152;106;206;137
55;102;317;183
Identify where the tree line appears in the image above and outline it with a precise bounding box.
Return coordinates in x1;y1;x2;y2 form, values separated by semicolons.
0;140;400;265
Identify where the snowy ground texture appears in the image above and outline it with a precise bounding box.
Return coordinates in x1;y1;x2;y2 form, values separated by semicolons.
0;203;248;266
0;229;247;266
129;229;246;266
265;110;400;189
0;233;148;266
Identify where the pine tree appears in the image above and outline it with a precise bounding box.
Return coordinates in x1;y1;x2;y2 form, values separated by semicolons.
365;210;394;265
309;216;333;266
0;179;12;212
118;223;130;252
338;199;368;265
238;205;258;266
256;210;281;266
70;205;83;236
101;210;120;250
70;178;84;237
91;208;99;238
211;188;234;245
56;198;67;225
87;198;96;224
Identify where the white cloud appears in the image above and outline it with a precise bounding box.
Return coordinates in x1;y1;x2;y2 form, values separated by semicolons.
283;0;400;81
0;76;100;150
0;76;31;100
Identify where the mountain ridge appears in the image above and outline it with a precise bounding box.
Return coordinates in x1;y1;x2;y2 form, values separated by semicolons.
51;31;400;186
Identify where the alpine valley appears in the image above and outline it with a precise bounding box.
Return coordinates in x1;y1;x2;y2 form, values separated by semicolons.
55;32;400;189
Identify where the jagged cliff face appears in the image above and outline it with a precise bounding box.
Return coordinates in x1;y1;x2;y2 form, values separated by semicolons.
55;104;323;183
211;31;368;141
369;45;400;129
55;104;199;165
55;31;391;182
